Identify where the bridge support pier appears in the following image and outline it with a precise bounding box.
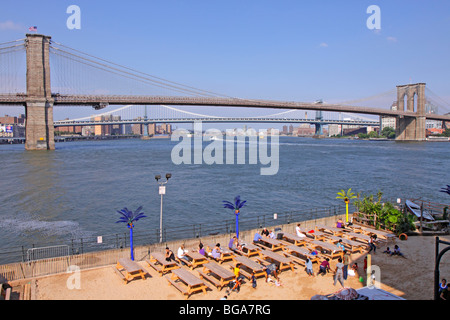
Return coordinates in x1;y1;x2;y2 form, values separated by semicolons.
395;116;426;141
25;33;55;150
25;99;55;150
395;83;426;141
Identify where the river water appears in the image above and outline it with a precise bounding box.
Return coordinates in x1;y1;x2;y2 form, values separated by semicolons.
0;136;449;261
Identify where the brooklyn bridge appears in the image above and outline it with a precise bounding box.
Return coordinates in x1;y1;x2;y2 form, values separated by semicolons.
1;34;449;149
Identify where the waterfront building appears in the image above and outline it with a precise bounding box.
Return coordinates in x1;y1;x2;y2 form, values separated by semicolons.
328;124;341;137
381;101;397;131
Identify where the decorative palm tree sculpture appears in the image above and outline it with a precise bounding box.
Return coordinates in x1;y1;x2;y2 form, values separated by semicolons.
223;196;247;239
336;188;357;223
116;206;146;261
440;185;450;195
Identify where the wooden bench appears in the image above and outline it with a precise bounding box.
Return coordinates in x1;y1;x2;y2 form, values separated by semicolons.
255;237;285;252
281;232;310;246
260;249;295;273
360;226;396;242
227;264;252;280
308;240;343;260
234;243;262;258
166;268;210;299
205;244;235;264
116;258;147;283
197;269;222;288
283;245;320;264
148;252;180;276
185;251;210;269
282;251;307;266
323;235;366;254
316;224;345;236
233;255;267;280
111;266;128;284
165;275;190;297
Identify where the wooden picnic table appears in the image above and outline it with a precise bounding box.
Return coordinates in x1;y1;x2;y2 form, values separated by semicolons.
308;240;343;259
184;251;210;269
259;249;295;272
298;227;327;241
115;258;147;284
233;255;267;279
323;235;366;254
255;237;285;251
283;245;320;264
307;230;327;241
281;232;311;246
166;267;209;299
342;232;373;244
346;224;363;233
197;262;235;290
359;227;396;242
147;252;180;276
239;243;262;258
315;224;345;236
206;244;235;264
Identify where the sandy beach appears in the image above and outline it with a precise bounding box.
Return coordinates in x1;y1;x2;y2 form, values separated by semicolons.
31;234;450;301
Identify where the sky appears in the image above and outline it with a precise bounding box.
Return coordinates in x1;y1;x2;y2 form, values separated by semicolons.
1;0;450;123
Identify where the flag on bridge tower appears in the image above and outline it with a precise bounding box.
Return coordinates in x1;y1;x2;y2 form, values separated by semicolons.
28;26;37;32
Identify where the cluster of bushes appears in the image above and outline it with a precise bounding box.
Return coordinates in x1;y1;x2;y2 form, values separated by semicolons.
357;127;396;139
353;192;415;235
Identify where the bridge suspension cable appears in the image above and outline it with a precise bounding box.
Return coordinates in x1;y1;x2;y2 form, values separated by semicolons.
425;88;450;114
334;88;397;106
49;40;234;98
0;38;26;94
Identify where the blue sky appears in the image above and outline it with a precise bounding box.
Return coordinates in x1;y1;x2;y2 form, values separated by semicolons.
1;0;450;121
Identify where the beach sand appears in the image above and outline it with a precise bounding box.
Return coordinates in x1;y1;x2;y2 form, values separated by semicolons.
33;234;450;300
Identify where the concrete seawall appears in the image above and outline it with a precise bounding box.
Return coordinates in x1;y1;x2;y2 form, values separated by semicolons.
0;213;346;284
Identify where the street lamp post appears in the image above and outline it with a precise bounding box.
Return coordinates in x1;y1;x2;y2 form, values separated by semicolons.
155;173;171;243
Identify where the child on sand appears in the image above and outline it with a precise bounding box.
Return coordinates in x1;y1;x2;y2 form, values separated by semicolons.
305;258;314;277
391;245;406;258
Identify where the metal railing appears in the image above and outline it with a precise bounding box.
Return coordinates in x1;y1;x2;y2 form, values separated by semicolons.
0;204;345;265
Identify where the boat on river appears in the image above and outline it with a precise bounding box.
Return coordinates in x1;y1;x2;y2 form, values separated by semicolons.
405;200;435;221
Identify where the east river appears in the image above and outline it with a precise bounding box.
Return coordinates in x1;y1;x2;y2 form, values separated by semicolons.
0;136;449;262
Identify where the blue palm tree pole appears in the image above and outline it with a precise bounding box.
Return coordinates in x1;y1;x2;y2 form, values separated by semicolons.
440;185;450;195
116;206;146;261
223;196;247;239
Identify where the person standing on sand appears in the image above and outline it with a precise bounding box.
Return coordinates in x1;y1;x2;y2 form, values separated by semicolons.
343;250;351;280
306;258;314;277
368;235;377;254
333;258;345;287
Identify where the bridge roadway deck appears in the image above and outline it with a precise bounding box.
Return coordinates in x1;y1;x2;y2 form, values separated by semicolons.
53;118;380;127
1;94;450;121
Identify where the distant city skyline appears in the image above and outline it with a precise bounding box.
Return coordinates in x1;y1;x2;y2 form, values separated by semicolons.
1;0;450;128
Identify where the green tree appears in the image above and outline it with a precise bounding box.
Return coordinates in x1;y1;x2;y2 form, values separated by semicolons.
381;127;396;139
368;130;379;138
442;128;450;137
